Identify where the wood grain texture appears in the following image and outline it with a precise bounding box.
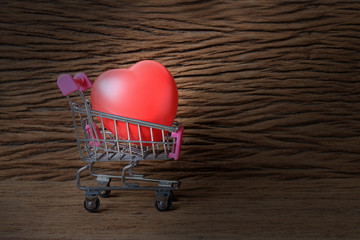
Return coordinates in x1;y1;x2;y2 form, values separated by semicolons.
0;0;360;239
1;178;360;240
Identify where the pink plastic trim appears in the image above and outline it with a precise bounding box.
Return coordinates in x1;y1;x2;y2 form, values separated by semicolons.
57;74;79;96
74;72;92;92
85;124;103;147
168;126;184;160
57;72;92;96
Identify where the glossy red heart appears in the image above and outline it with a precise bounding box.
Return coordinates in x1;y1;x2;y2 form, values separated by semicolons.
91;60;178;143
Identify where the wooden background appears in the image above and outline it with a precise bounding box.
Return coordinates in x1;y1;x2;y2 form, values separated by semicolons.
1;0;360;239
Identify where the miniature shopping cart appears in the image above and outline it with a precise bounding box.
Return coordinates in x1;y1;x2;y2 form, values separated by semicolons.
57;72;184;213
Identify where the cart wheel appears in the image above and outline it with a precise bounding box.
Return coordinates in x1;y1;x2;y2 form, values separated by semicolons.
155;190;173;212
84;197;100;213
98;183;111;198
99;189;111;198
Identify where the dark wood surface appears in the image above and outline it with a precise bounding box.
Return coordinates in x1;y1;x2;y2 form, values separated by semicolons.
1;0;360;239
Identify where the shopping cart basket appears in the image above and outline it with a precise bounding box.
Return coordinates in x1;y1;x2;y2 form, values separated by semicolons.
57;72;184;212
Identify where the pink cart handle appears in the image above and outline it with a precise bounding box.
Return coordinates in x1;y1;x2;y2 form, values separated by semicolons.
168;126;184;160
57;72;92;96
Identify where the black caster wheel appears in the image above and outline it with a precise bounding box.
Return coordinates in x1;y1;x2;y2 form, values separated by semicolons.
98;189;111;198
84;197;100;213
155;190;173;212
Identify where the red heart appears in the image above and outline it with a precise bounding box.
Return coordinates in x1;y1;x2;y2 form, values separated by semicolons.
91;60;178;143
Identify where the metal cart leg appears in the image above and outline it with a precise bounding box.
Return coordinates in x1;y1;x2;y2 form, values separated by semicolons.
122;160;140;187
97;175;111;198
76;162;101;212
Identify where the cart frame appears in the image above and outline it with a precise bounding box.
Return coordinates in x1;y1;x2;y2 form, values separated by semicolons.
57;72;183;212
